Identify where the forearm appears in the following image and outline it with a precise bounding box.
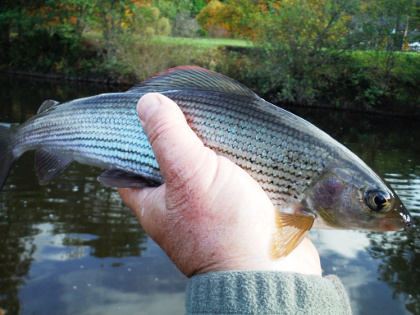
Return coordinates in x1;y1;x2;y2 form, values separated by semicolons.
186;271;351;315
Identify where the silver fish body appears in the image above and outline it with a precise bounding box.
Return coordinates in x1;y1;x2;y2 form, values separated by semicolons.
0;66;412;258
12;93;161;184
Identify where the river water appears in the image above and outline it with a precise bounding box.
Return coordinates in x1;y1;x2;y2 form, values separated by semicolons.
0;75;419;315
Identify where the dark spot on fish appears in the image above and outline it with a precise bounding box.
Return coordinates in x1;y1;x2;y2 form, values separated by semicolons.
313;177;345;208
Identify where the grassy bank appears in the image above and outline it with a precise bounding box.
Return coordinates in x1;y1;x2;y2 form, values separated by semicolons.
2;30;419;115
152;36;252;48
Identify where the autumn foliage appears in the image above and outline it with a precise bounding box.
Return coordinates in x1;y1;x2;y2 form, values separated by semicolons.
197;0;353;42
0;0;418;110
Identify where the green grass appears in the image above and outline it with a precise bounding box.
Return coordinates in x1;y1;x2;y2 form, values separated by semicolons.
152;35;253;48
81;32;253;50
345;50;420;66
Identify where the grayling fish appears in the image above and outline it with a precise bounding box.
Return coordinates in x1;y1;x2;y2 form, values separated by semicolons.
0;66;412;258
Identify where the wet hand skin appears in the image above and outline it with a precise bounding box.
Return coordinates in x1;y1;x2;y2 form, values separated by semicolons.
118;93;321;277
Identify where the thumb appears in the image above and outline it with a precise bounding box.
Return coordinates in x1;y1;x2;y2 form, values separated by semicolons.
119;92;204;239
137;93;210;186
119;93;217;248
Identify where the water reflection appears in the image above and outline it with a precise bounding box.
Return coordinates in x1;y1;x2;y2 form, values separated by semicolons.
386;173;420;211
0;75;188;314
0;74;419;314
369;215;420;314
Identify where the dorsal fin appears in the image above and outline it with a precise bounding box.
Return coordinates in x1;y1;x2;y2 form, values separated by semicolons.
126;66;257;97
37;99;60;114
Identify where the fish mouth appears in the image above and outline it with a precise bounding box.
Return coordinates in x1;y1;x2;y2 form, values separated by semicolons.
378;213;413;231
402;212;413;228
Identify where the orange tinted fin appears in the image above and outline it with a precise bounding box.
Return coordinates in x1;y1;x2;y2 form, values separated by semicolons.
271;212;314;259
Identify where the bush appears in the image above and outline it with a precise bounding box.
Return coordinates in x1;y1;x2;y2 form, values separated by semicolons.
172;12;200;37
103;31;220;82
157;17;171;36
8;28;81;73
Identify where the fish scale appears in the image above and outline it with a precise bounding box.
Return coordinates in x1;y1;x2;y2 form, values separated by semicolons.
174;93;325;205
0;66;412;259
12;93;159;179
14;89;326;205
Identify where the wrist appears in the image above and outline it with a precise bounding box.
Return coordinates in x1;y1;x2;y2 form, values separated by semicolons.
189;236;321;277
186;271;351;315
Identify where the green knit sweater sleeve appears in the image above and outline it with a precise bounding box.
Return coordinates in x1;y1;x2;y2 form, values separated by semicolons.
185;271;352;315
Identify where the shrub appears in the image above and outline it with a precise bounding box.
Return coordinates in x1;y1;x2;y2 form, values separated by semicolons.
172;12;200;37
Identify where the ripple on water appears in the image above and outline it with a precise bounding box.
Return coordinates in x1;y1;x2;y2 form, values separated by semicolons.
385;173;420;215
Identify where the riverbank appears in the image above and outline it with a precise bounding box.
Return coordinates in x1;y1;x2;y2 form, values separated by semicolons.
4;66;418;118
2;33;419;116
2;68;130;86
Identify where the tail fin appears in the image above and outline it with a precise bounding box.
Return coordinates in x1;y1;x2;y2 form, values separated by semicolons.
0;123;17;192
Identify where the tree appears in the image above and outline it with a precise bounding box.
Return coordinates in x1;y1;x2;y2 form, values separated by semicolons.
350;0;416;51
197;0;267;39
342;0;417;100
0;0;50;65
210;0;356;103
153;0;207;19
409;0;420;42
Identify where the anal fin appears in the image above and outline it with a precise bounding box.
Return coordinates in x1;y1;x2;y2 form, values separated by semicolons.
35;149;74;185
271;212;314;259
98;169;163;188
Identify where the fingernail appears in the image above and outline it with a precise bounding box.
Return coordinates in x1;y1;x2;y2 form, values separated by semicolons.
137;93;161;126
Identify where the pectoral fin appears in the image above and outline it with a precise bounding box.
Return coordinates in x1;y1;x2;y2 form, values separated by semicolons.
271;212;315;259
97;169;163;188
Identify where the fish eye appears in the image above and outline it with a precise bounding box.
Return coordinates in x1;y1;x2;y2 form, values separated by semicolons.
366;190;391;212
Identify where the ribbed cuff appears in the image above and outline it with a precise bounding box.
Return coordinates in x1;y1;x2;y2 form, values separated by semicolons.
185;271;351;315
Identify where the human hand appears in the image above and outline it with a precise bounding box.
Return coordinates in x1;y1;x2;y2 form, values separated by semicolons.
118;93;321;277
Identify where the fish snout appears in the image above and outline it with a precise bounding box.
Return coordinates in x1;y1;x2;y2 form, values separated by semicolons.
378;212;413;231
403;212;413;228
399;202;413;228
